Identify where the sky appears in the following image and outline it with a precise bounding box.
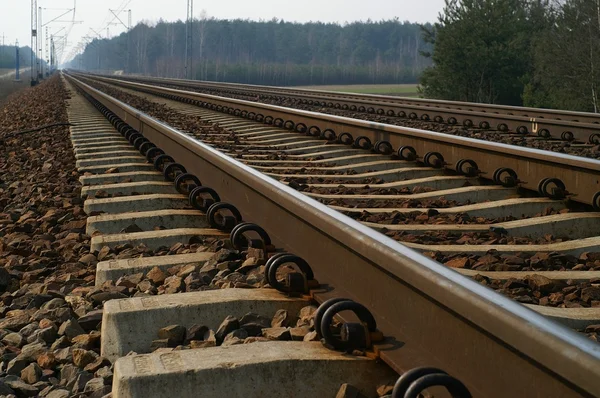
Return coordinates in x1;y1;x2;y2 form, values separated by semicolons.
0;0;445;64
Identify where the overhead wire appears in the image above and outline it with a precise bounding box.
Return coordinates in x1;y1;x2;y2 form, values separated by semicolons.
63;0;132;66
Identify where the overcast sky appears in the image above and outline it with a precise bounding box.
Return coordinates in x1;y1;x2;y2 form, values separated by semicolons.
0;0;445;64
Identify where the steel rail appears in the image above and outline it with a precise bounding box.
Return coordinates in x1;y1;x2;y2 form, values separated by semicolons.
73;73;600;208
65;72;600;398
97;73;600;143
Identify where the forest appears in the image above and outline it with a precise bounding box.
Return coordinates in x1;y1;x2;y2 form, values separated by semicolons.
66;18;432;86
57;0;600;112
420;0;600;112
0;46;33;70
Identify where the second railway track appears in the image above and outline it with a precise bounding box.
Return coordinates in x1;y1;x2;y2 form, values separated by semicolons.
59;71;600;397
97;72;600;153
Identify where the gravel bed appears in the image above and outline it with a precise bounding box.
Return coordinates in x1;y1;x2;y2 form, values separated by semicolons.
285;177;399;186
583;325;600;344
0;78;277;397
321;197;464;209
0;76;120;397
472;273;600;308
426;251;600;272
290;182;438;195
383;230;566;245
347;207;569;225
259;168;366;176
149;306;320;352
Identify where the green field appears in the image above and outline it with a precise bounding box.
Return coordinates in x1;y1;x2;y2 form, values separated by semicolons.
297;84;420;97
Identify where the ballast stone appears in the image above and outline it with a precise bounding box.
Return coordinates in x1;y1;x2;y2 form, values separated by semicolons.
101;288;309;361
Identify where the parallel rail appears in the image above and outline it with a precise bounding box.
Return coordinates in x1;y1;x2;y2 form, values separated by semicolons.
65;73;600;397
74;73;600;209
98;73;600;143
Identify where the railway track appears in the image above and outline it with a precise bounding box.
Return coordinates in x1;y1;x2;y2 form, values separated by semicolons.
94;72;600;154
58;71;600;397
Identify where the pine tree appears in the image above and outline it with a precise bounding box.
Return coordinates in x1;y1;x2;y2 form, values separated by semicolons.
419;0;548;105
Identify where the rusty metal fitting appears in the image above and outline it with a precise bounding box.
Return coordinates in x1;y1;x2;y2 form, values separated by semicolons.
230;222;271;250
479;120;490;129
455;159;479;177
593;192;600;210
308;125;321;137
264;253;317;295
338;132;353;145
397;146;417;161
321;129;337;141
124;128;138;140
295;122;307;133
145;146;165;162
133;136;148;150
517;125;529;134
206;202;243;231
315;298;380;352
354;136;372;150
189;186;220;212
392;367;472;398
493;167;519;187
127;132;142;144
174;173;201;195
561;131;574;141
423;151;445;168
163;162;187;182
153;154;175;172
537;177;567;199
138;141;155;156
319;129;337;141
374;140;394;155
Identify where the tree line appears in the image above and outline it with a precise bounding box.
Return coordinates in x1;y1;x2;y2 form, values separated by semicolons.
420;0;600;112
66;18;432;86
0;46;33;70
66;0;598;112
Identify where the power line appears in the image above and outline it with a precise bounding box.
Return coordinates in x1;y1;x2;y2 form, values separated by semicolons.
65;0;133;69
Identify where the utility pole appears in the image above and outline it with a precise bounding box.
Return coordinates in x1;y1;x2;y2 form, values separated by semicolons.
184;0;193;79
185;0;194;79
15;40;21;82
40;4;78;72
49;26;65;71
31;0;38;86
38;6;43;80
45;26;49;76
128;10;132;74
50;36;54;73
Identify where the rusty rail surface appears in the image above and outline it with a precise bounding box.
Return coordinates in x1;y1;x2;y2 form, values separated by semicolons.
73;73;600;209
65;73;600;397
96;72;600;144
